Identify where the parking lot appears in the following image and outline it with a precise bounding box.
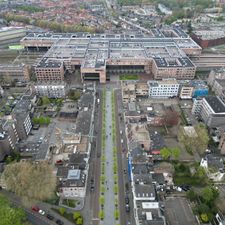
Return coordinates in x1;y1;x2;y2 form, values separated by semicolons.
165;197;198;225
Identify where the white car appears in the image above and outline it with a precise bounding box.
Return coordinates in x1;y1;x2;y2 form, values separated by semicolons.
38;209;45;216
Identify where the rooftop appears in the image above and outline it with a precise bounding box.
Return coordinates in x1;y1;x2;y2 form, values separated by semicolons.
205;96;225;113
21;29;200;70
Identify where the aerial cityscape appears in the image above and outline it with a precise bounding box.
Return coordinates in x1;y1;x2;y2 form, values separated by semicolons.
0;0;225;225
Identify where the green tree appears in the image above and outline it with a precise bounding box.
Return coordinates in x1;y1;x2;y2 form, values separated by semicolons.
201;186;219;204
195;203;210;214
2;161;56;205
0;194;28;225
59;207;66;216
200;213;209;223
160;147;171;160
76;217;83;225
187;189;198;202
171;147;181;159
68;90;81;101
73;212;82;220
41;96;50;105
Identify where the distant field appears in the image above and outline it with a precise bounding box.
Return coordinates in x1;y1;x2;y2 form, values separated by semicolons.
120;74;139;80
9;45;24;50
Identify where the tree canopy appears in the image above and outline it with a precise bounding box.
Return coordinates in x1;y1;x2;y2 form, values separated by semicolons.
160;147;181;160
2;161;56;205
178;124;209;155
0;194;28;225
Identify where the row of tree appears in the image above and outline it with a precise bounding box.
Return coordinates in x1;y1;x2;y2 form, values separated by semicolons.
160;147;181;160
1;13;97;33
32;116;51;125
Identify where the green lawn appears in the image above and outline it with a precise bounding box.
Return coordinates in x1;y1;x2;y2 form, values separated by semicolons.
52;208;75;224
62;199;77;208
120;74;139;80
173;163;208;186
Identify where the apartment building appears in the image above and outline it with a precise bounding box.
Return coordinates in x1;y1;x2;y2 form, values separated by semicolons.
219;127;225;155
0;118;19;160
179;86;194;99
35;58;64;82
12;97;32;140
0;64;30;81
192;96;225;128
34;81;66;98
148;79;179;98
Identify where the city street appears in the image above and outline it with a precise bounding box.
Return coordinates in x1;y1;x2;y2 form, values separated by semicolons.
101;90;116;224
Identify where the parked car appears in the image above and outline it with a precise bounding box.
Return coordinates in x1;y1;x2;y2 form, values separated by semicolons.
56;219;64;225
38;209;45;216
125;196;129;204
31;206;39;212
125;204;130;213
46;214;54;220
90;178;95;191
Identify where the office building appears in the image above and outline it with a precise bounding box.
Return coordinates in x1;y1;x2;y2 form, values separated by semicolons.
148;79;179;98
20;28;201;83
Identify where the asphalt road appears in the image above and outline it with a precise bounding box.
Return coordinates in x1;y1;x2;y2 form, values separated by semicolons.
115;85;135;225
87;87;102;225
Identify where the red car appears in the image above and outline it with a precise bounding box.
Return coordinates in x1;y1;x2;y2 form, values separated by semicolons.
31;206;40;212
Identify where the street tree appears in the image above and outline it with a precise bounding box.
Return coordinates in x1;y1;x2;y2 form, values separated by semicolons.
2;161;56;205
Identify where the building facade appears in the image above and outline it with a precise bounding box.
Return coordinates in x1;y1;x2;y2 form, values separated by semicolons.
148;79;179;98
0;118;19;160
34;81;66;98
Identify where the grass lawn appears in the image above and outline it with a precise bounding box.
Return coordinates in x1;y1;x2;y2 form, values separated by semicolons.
173;163;208;186
62;199;77;208
120;74;139;80
52;208;76;224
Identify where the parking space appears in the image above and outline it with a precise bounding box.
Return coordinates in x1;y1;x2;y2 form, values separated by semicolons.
165;197;198;225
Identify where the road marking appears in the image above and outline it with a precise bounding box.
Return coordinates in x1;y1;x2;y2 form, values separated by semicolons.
92;218;100;221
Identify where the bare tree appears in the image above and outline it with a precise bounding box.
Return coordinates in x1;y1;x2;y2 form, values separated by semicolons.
2;161;56;206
